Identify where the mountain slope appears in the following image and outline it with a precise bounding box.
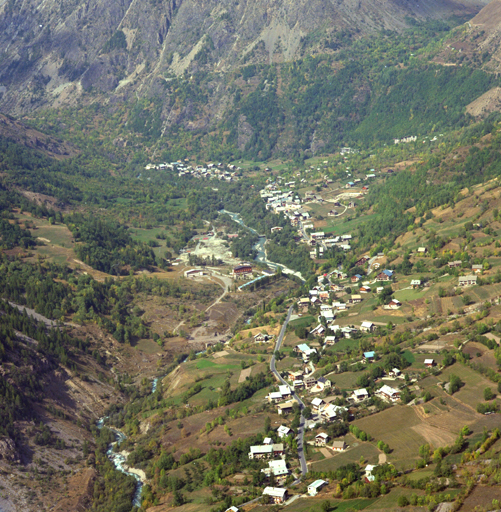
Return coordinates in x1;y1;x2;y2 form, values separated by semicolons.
0;113;78;158
0;0;490;115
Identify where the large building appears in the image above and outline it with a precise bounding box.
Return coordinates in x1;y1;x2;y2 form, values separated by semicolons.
233;264;253;278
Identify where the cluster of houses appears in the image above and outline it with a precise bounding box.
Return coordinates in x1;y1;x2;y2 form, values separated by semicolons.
309;233;353;258
145;161;242;182
284;366;332;394
394;135;417;145
260;186;303;215
249;435;291;484
268;385;294;403
248;442;285;460
308;397;348;421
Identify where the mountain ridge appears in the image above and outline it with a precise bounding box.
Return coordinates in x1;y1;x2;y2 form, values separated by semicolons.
0;0;490;115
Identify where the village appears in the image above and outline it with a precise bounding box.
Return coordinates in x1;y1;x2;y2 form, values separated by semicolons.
146;152;501;511
145;160;243;182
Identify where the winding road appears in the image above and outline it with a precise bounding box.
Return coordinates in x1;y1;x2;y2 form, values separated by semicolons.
270;305;308;478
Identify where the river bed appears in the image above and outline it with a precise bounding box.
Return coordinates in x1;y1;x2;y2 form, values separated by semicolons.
221;210;304;281
96;418;144;508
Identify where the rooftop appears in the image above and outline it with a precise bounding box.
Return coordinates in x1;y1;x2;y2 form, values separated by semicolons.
308;479;328;489
263;487;287;498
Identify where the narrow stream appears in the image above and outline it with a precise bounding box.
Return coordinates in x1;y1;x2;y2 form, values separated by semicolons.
95;301;246;508
221;210;304;281
96;417;144;508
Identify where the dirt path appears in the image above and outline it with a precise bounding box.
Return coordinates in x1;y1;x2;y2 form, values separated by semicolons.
174;272;233;336
320;448;334;459
204;273;233;312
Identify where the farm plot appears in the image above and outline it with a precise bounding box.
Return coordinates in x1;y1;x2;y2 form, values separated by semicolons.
325;338;360;354
277;498;378;512
310;440;380;472
353;406;437;469
365;486;428;510
439;363;494;410
459;485;501;511
330;372;363;390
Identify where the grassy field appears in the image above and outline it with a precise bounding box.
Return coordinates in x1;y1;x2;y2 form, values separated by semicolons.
326;338;359;353
310;440;379;472
15;213;78;265
282;498;378;512
408;353;444;370
129;226;172;257
323;215;372;235
365;487;428;510
165;352;264;406
195;359;241;370
290;315;316;326
276;356;300;372
402;350;416;364
353;406;427;469
136;339;162;354
330;372;363;390
394;287;428;301
439;363;494;409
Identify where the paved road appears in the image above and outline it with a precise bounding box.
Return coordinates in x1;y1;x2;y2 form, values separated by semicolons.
270;305;308;478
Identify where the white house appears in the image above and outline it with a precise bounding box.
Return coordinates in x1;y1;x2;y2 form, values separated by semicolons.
279;385;292;399
277;425;292;438
360;321;374;333
324;336;337;345
262;459;288;477
248;445;273;459
389;368;401;377
365;464;377;483
268;391;283;403
263;487;288;504
311;397;325;412
308;479;328;496
377;385;400;402
352;388;369;402
320;403;347;421
315;433;329;446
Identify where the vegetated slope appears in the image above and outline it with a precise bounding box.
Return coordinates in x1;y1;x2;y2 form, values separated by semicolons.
22;18;500;164
432;0;501;80
0;113;78;159
353;118;501;252
0;0;489;116
0;300;127;512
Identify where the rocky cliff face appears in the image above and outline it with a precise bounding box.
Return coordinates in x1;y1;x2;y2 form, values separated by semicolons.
0;0;490;115
430;0;501;80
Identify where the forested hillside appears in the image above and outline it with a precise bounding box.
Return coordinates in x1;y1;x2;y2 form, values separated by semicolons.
3;2;501;511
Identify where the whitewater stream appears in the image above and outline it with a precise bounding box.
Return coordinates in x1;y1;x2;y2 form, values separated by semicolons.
96;375;174;507
96;418;144;508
